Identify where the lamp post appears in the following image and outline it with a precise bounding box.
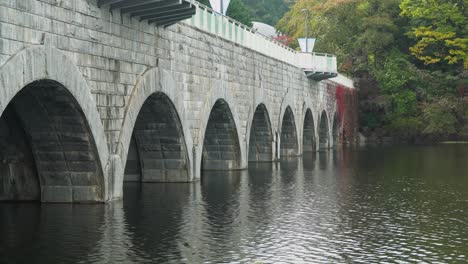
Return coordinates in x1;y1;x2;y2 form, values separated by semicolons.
301;9;310;53
221;0;224;15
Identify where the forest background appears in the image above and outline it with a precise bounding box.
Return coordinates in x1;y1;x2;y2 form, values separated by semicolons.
200;0;467;143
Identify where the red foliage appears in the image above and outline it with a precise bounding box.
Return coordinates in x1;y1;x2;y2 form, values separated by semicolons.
273;35;295;46
335;85;359;145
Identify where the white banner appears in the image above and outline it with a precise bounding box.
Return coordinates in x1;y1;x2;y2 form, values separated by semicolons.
298;38;316;53
209;0;231;15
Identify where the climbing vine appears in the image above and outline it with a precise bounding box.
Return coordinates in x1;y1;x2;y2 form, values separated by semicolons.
336;85;359;144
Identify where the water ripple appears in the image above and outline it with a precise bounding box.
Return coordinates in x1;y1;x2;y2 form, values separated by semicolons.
1;146;468;263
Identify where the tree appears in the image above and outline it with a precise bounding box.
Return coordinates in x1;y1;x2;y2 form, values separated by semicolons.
422;97;463;136
277;0;466;141
244;0;293;26
276;0;402;72
198;0;253;26
400;0;467;69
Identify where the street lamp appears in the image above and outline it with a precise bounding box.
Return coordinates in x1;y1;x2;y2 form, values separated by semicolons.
301;9;310;53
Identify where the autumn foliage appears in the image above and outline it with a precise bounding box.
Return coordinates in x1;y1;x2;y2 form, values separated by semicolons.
278;0;466;142
336;86;359;144
273;35;295;46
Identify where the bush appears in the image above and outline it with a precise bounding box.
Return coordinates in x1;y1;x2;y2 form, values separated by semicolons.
422;97;463;137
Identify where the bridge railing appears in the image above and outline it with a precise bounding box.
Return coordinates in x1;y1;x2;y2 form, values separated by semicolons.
183;2;338;73
297;52;338;73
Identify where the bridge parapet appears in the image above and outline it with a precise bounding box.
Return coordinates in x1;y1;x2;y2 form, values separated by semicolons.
184;2;341;82
298;52;338;81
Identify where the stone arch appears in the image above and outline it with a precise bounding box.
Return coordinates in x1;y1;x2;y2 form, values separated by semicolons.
276;93;298;159
319;110;330;150
202;99;242;171
332;112;340;147
303;108;316;153
194;80;247;175
119;68;194;187
245;86;276;161
124;92;190;183
280;106;299;157
277;93;297;131
248;103;273;162
0;46;108;202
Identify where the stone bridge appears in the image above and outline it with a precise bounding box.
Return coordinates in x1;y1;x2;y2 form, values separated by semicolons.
0;0;356;203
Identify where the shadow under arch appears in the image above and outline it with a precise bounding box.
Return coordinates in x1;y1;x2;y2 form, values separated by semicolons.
303;108;316;153
124;92;190;183
0;46;109;202
0;80;104;202
332;112;340;148
201;99;242;172
319;110;330;150
118;68;195;201
280;106;299;157
248;103;273;162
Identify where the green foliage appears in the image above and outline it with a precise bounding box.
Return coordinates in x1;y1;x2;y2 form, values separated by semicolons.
198;0;253;26
360;101;386;130
422;97;463;136
372;51;414;93
400;0;467;68
412;69;461;98
227;0;253;26
276;0;352;54
277;0;403;71
198;0;293;27
391;90;418;117
277;0;467;141
386;116;424;139
244;0;293;26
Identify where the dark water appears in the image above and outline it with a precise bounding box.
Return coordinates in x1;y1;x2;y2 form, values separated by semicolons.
1;145;468;263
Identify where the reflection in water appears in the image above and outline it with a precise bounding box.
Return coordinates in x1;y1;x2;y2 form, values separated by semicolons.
123;183;197;262
1;145;468;263
0;203;105;263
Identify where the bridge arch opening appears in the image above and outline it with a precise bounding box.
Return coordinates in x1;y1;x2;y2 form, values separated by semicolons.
202;99;241;171
332;113;340;147
319;111;330;150
303;109;316;153
125;92;189;182
280;106;299;157
0;80;104;202
248;104;273;162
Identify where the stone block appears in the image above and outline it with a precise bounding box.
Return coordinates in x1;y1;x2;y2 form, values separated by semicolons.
164;159;186;170
164;170;189;182
72;186;101;202
69;172;95;186
124;173;141;182
41;186;73;203
141;159;164;170
142;169;166;182
163;151;182;159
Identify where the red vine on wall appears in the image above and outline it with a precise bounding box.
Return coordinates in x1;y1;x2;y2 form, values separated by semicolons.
336;85;359;145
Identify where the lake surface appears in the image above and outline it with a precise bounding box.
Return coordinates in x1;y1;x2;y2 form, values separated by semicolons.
1;145;468;263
